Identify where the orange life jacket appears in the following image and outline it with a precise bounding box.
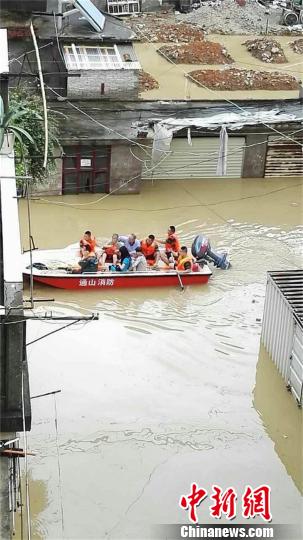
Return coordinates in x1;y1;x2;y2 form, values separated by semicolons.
104;243;119;256
80;235;96;252
141;239;157;258
176;255;192;271
165;234;180;253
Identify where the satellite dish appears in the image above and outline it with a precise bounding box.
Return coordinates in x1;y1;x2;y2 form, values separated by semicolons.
73;0;105;31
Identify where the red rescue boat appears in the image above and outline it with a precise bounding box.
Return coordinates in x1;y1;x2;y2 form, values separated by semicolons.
23;266;212;290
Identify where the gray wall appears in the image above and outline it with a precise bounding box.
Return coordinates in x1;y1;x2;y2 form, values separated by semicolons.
242;134;268;178
109;143;142;194
67;69;139;99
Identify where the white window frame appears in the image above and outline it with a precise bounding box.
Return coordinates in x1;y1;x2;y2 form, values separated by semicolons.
107;0;140;15
64;44;123;70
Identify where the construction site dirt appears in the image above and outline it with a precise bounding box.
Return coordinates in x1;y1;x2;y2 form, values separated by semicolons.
158;41;234;64
139;70;160;92
243;38;288;63
127;15;205;42
290;37;303;53
188;67;299;90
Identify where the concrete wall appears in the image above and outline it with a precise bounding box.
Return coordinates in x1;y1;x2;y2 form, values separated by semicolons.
242;134;268;178
30;152;62;196
67;69;139;100
109;143;142;194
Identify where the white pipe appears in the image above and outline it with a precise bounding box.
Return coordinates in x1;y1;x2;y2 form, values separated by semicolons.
30;22;48;169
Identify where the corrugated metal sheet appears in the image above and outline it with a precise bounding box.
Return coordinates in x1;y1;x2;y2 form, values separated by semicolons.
142;137;245;180
265;136;303;177
289;323;303;404
261;270;303;406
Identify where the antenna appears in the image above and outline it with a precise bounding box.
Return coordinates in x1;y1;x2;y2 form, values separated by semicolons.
58;0;105;32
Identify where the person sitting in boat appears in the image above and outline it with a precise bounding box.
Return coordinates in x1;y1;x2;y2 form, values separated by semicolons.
118;233;140;256
99;233;120;269
132;247;147;272
156;226;181;266
110;246;132;272
140;234;160;268
80;230;97;255
72;244;98;274
175;246;193;274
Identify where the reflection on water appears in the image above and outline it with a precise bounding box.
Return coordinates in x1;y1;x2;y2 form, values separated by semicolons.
254;345;303;494
15;474;48;540
18;178;303;539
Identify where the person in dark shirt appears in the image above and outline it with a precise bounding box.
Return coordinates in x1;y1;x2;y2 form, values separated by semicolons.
72;244;98;273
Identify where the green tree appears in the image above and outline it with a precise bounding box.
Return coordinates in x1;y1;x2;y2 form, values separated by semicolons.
5;88;60;188
0;94;35;155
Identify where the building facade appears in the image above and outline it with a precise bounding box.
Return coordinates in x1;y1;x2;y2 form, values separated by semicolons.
2;1;303;196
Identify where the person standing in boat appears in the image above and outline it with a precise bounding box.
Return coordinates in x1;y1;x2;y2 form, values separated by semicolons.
175;246;193;274
132;247;147;272
156;226;181;266
140;234;160;268
80;230;97;255
118;233;140;256
99;233;120;269
72;244;98;273
110;246;132;272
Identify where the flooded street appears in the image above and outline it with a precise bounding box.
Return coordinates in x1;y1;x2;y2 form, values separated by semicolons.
18;178;302;539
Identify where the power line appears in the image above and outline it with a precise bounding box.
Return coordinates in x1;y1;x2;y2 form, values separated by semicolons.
8;42;54;65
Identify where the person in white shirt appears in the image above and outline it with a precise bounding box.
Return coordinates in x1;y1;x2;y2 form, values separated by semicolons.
118;233;140;255
131;247;147;272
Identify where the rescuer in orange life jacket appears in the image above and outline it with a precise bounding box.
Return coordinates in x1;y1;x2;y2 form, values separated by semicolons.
156;225;181;266
80;230;97;255
140;234;160;267
175;246;193;273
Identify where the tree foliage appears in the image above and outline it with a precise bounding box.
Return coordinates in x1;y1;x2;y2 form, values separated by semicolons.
8;88;60;185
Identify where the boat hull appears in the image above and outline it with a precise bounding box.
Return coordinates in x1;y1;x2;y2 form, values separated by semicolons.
23;270;211;290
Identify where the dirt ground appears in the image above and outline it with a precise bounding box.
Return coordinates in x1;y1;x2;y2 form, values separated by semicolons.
290;38;303;54
158;41;233;64
139;70;159;92
243;38;288;63
126;15;204;42
188;67;299;90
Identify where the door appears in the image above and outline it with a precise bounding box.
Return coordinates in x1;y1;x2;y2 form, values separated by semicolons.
62;146;111;194
142;136;245;180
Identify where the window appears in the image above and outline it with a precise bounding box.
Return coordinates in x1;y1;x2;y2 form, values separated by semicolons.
107;0;140;15
64;45;122;70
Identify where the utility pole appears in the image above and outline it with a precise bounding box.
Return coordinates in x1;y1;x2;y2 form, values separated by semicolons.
0;29;31;539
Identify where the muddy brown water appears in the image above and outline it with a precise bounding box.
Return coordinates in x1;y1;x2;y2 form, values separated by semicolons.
17;178;302;539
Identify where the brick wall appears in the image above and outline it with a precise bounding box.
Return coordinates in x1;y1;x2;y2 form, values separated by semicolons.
67;69;139;100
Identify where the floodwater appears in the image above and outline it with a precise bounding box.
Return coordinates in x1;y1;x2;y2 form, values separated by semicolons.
135;35;303;101
17;177;302;539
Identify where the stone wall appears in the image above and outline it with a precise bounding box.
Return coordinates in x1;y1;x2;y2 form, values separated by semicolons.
67;69;139;100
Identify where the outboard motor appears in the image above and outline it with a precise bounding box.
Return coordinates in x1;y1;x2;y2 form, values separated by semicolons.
191;235;231;270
